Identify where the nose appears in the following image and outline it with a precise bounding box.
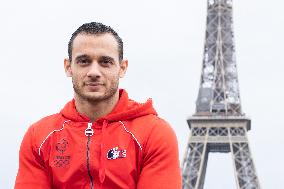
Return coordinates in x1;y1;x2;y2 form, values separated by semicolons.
86;61;102;78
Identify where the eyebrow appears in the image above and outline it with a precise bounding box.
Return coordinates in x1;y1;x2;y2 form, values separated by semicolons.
99;56;115;62
75;54;90;60
73;54;116;63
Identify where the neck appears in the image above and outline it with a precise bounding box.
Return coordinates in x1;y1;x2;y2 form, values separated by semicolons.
74;91;119;121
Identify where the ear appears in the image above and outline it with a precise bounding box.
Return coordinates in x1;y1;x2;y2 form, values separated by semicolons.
119;59;128;78
64;58;72;77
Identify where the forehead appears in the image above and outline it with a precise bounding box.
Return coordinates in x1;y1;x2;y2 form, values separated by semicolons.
72;33;119;60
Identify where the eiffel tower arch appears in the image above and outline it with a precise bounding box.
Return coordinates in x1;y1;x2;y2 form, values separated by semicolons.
182;0;261;188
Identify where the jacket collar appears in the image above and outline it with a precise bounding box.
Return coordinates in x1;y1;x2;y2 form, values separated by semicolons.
60;89;157;123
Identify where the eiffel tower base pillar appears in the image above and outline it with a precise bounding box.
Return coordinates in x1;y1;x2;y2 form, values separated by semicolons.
182;117;261;189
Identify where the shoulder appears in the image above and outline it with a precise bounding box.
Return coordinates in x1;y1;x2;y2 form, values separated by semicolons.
131;114;170;128
133;114;175;134
26;113;65;147
30;113;63;132
129;114;177;148
130;115;179;166
144;116;177;147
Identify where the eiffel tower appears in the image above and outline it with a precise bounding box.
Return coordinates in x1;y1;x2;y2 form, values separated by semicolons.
182;0;261;189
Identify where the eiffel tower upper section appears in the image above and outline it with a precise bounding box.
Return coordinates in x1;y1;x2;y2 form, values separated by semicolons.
196;0;242;116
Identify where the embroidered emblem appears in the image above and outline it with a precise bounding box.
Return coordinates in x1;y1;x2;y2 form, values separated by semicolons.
53;138;70;168
56;138;68;154
54;155;71;167
107;147;126;160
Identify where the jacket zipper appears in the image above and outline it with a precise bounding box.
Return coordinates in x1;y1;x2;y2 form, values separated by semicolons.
85;122;94;189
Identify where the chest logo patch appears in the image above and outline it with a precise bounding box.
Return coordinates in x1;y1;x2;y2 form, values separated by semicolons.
53;138;70;168
107;147;126;160
56;138;68;154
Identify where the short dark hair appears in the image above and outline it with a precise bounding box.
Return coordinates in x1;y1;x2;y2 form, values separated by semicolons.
68;22;123;62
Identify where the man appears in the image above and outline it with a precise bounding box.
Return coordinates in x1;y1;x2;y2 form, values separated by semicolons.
15;22;182;189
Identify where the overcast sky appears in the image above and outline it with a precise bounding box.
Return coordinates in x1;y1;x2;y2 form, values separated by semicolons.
1;0;284;188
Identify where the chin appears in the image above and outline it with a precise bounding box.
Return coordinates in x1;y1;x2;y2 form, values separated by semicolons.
83;91;114;102
85;92;105;99
75;86;118;102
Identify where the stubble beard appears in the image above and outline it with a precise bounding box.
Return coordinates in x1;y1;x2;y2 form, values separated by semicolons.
72;78;119;104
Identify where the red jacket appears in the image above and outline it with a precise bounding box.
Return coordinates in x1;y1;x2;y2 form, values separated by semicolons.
15;89;182;189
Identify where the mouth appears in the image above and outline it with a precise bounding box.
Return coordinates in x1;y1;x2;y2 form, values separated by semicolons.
84;81;103;86
84;82;104;91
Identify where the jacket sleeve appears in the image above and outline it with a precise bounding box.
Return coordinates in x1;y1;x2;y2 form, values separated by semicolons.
14;126;51;189
137;119;182;189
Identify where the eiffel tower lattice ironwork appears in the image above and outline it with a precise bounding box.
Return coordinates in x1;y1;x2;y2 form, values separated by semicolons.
182;0;261;189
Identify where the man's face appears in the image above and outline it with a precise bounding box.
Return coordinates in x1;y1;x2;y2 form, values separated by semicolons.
64;33;127;103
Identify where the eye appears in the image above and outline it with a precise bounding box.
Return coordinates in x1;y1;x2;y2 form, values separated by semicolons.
99;57;114;66
76;57;90;65
102;59;111;64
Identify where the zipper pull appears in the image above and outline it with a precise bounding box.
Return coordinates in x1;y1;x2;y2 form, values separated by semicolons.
85;122;94;136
